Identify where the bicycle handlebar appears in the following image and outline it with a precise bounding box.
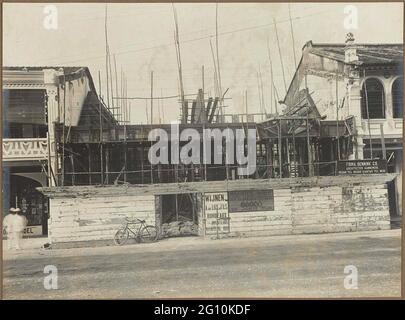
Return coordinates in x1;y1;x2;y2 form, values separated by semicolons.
125;217;145;223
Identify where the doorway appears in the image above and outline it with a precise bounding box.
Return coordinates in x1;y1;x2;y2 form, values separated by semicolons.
160;193;199;238
9;174;49;236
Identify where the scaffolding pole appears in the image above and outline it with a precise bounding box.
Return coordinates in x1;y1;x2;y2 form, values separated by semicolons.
150;71;154;124
278;119;282;178
98;71;104;185
363;69;373;159
336;71;340;160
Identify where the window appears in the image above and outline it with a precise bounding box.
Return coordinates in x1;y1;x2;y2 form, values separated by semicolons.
361;78;385;119
392;77;403;118
5;123;47;138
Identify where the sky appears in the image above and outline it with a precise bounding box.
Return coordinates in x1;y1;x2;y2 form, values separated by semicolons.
3;2;403;124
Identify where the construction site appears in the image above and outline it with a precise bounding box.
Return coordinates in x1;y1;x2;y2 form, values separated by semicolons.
3;5;403;245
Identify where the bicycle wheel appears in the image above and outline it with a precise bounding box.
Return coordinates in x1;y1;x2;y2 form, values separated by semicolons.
140;225;158;243
114;227;129;245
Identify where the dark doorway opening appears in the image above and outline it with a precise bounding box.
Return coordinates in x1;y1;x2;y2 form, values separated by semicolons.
387;180;400;229
386;149;402;229
160;193;198;238
9;175;49;236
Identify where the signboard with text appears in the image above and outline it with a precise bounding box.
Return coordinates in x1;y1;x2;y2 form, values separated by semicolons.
228;190;274;213
2;225;43;238
23;225;43;237
204;192;230;235
337;160;387;175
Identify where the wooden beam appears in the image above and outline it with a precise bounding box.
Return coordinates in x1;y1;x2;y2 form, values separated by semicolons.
205;97;213;121
190;100;197;124
380;123;387;160
38;174;398;198
208;98;219;123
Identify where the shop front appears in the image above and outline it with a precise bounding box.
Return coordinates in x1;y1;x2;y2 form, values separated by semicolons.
2;166;49;237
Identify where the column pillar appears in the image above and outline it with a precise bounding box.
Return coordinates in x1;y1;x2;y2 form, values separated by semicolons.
346;70;365;160
44;69;61;186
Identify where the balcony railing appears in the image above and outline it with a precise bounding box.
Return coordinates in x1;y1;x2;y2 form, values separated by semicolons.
2;138;48;161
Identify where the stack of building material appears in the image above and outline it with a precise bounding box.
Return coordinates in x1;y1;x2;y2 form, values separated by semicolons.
161;221;198;238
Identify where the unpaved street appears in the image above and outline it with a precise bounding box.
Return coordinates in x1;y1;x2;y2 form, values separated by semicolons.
2;229;401;299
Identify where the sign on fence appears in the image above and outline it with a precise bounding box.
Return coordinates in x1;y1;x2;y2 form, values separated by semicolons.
228;190;274;213
204;192;230;235
337;160;387;175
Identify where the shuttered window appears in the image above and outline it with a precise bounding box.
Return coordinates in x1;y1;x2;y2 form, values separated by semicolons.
361;78;385;119
392;77;403;118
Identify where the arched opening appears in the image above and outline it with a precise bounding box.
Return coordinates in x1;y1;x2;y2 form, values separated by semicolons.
361;78;385;119
392;77;403;118
9;175;48;236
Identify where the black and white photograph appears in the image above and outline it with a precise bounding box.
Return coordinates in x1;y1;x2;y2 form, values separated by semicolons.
1;1;403;300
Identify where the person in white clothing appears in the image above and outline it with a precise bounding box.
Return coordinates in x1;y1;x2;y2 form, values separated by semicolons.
3;207;27;250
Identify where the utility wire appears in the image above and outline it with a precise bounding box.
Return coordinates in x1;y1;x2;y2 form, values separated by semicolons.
113;92;231;100
39;9;332;65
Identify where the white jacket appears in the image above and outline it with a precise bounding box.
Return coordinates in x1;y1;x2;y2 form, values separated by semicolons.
3;214;27;233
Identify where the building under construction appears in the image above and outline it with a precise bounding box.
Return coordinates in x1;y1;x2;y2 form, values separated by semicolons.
3;36;403;245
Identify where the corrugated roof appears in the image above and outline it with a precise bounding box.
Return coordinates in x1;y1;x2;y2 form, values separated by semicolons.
307;42;403;65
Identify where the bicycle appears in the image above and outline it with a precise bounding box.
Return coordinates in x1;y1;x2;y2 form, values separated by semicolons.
114;218;159;245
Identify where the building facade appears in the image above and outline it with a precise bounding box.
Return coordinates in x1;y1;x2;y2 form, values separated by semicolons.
3;38;402;243
282;35;403;217
2;66;115;236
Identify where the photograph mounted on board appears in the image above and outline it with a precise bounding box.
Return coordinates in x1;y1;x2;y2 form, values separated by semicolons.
1;1;403;299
